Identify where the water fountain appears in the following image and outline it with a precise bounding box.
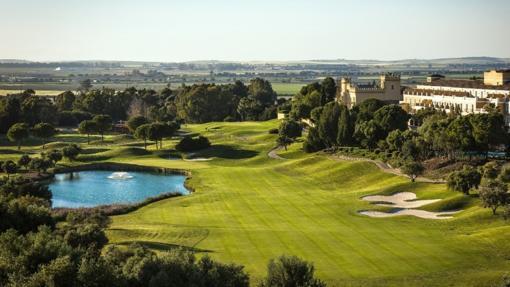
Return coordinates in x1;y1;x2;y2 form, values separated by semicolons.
107;171;134;180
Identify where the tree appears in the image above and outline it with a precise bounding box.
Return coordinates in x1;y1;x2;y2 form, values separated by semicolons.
175;136;211;152
320;77;337;105
147;122;166;149
248;78;276;106
237;97;264;121
79;79;93;92
317;102;341;147
354;120;382;150
92;114;112;142
134;124;151;149
447;166;482;195
336;104;354;146
355;98;385;122
373;104;409;136
2;160;18;178
63;144;81;162
401;161;424;182
478;179;508;215
78;120;98;144
481;161;500;179
29;157;53;174
21;96;58;125
0;96;22;133
47;149;63;165
310;106;323;124
260;255;326;287
17;154;31;170
127;116;148;133
303;127;325;153
55;91;76;111
32;122;56;149
446;116;475;154
279;120;302;139
7;123;30;150
498;167;510;183
277;135;293;151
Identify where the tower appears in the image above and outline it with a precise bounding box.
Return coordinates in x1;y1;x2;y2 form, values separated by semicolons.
380;73;401;102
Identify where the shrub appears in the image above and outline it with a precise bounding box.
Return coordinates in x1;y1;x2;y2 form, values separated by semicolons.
268;128;279;134
260;255;325;287
58;111;78;126
176;136;211;152
223;115;237;122
447;166;482;195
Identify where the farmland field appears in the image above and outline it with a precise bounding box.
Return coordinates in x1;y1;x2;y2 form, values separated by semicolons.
0;89;64;96
0;82;305;96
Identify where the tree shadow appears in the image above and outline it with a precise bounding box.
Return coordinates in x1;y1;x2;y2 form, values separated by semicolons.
197;145;258;159
80;148;109;154
0;149;27;154
115;240;213;253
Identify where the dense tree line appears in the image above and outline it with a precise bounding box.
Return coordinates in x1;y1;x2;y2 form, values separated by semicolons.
303;99;508;163
1;79;278;137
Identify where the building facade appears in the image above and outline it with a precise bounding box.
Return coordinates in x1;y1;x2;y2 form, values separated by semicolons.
337;73;402;108
401;70;510;126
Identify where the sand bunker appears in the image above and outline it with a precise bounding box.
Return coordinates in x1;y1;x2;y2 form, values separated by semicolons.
182;153;212;162
359;209;457;220
361;192;440;208
183;158;212;162
360;192;458;220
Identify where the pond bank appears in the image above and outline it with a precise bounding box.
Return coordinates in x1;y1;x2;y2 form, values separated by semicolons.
44;162;194;217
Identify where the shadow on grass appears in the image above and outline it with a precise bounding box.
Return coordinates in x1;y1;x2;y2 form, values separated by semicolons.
121;142;147;148
115;240;213;253
197;145;258;159
78;147;151;162
0;149;27;154
80;148;109;154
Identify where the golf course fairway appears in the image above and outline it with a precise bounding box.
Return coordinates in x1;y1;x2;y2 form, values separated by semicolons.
99;121;510;286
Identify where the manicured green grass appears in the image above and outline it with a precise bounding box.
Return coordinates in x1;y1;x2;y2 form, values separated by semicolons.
1;120;509;286
271;82;305;95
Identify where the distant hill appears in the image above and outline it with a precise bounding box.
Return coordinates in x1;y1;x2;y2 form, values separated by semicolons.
1;57;509;67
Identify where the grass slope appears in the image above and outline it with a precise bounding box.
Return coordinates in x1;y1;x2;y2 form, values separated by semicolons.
103;121;510;286
0;121;508;285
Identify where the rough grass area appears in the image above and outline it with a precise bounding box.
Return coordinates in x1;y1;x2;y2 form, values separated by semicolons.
1;120;509;286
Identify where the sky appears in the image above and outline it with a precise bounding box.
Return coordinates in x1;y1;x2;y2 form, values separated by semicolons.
1;0;510;62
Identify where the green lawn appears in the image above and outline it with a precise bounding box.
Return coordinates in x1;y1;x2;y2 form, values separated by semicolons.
1;121;509;286
271;82;305;95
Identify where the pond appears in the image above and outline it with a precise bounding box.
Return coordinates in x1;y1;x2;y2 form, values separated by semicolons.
49;171;188;208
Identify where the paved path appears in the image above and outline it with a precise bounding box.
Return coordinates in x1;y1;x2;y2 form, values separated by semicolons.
330;154;445;183
267;146;285;160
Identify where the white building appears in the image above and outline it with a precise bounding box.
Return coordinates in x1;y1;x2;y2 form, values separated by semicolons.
401;70;510;126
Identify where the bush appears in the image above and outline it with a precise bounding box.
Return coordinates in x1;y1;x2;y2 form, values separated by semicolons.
58;111;78;126
447;166;482;195
176;136;211;152
259;106;277;121
223;115;237;122
268;128;279;134
260;255;325;287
